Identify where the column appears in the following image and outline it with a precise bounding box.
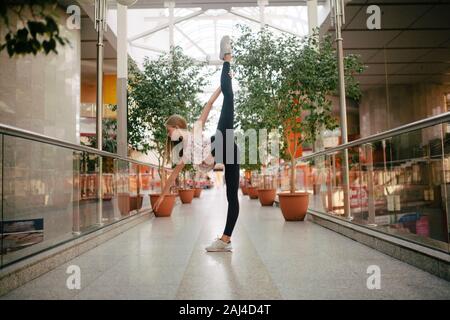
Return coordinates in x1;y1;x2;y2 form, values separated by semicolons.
165;1;175;50
307;0;318;35
117;3;128;157
258;0;268;30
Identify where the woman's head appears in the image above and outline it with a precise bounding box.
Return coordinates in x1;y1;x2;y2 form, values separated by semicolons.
165;114;187;140
165;114;188;164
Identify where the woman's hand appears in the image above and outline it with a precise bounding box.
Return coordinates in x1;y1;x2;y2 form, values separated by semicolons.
153;194;165;212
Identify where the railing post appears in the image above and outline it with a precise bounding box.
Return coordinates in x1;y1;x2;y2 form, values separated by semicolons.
332;0;351;219
94;0;106;227
97;155;104;227
72;151;81;235
365;143;376;225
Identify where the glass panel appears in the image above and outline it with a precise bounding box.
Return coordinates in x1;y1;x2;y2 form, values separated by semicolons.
369;124;449;250
305;122;450;252
78;152;101;232
139;165;152;211
2;136;76;265
0;135;3;269
116;159;131;218
0;135;158;267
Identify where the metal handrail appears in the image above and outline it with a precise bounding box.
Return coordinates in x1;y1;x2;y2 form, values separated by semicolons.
0;123;160;169
3;111;449;168
298;112;450;162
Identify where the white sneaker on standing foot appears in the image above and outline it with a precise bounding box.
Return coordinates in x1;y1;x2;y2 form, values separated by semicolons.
205;238;232;252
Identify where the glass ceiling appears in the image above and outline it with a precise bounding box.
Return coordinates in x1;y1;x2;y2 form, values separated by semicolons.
107;4;330;135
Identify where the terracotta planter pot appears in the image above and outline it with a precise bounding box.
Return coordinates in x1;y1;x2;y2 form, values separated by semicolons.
257;189;276;206
194;188;202;198
130;195;143;211
247;186;259;199
278;192;309;221
241;185;248;196
150;194;177;217
118;193;130;215
178;189;195;204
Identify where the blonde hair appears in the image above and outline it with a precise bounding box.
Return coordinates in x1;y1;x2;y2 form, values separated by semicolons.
165;114;188;164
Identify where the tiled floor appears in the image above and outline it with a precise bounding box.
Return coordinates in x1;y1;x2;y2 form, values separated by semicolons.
2;188;450;300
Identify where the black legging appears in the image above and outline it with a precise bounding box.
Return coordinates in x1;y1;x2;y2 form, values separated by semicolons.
214;61;240;237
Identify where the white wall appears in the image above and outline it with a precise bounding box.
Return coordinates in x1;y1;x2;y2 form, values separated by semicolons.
0;7;81;144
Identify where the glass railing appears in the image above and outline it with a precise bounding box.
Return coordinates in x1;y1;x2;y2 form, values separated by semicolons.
0;124;170;269
276;113;450;253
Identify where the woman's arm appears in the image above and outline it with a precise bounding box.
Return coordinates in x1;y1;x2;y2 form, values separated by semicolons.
153;161;185;212
198;87;221;128
155;87;220;211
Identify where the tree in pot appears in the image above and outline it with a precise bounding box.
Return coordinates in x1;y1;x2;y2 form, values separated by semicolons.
246;169;261;200
192;167;203;198
258;171;277;206
234;27;364;220
234;26;285;206
276;32;364;221
127;47;208;216
237;141;262;199
178;164;195;204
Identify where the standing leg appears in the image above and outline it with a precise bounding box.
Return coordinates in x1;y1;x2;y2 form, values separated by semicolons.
223;161;240;237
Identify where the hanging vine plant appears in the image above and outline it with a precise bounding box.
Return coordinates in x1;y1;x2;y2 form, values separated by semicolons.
0;0;70;57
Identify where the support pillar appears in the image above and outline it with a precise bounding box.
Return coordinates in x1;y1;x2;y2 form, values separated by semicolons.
332;0;351;219
117;3;128;157
165;1;175;50
307;0;318;35
258;0;268;30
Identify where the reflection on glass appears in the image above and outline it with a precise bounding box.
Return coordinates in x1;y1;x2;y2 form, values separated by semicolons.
0;136;160;268
2;136;75;265
305;123;450;252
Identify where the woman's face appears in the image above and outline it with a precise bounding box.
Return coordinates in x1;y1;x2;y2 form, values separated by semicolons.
167;125;182;141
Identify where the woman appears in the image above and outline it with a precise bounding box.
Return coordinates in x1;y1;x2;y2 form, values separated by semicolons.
154;36;239;252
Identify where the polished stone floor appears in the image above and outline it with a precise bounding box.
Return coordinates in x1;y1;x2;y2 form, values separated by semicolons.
2;187;450;300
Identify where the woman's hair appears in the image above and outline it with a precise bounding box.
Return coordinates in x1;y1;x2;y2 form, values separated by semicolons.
165;114;188;164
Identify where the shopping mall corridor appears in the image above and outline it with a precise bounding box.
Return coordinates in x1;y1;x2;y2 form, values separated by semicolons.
2;187;450;300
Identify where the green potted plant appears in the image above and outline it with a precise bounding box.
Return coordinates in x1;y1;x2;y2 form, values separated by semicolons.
234;26;285;205
178;164;195;204
258;171;277;206
244;166;262;200
127;47;208;216
279;33;364;220
236;135;262;199
192;167;203;198
235;27;364;220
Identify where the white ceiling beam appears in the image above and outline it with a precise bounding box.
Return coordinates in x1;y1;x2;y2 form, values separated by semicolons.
175;25;209;57
143;12;307;22
229;9;300;37
130;42;167;54
128;9;205;42
127;0;324;10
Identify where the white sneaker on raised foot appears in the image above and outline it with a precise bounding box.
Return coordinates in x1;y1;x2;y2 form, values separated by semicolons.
219;35;232;60
205;238;232;252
